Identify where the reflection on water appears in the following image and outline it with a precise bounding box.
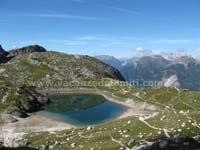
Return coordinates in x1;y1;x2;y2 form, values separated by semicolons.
39;94;127;125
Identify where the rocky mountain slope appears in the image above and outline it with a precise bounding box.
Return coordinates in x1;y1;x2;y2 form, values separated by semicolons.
95;55;124;70
0;45;9;64
0;45;124;119
96;55;138;70
0;84;49;121
96;55;200;90
1;45;124;83
0;45;8;57
8;45;47;57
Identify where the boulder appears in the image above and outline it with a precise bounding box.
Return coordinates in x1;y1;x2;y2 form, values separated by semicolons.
0;113;18;123
0;45;9;63
0;147;38;150
8;45;47;57
11;111;28;118
36;96;49;104
0;45;8;57
41;144;49;150
71;143;76;148
87;126;94;131
148;136;200;150
4;107;28;118
128;138;135;146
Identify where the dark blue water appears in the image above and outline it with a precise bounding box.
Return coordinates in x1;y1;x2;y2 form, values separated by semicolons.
39;94;127;125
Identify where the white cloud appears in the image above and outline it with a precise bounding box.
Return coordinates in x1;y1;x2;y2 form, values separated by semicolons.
70;0;141;15
47;39;87;46
194;48;200;61
135;47;145;52
197;48;200;55
12;45;17;49
78;36;115;42
151;39;192;44
134;47;189;59
168;50;188;60
69;0;141;15
134;47;156;56
79;36;98;41
7;13;97;20
101;5;141;15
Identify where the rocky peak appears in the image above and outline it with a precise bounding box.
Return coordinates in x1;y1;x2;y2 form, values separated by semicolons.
173;56;196;68
136;55;169;71
0;45;9;64
0;44;4;52
139;55;169;64
95;55;123;70
0;45;8;57
8;45;47;57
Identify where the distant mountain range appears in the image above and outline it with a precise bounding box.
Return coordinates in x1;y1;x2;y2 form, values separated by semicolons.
95;55;139;70
96;55;200;91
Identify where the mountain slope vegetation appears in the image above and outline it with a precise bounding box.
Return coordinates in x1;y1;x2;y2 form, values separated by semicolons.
0;45;124;117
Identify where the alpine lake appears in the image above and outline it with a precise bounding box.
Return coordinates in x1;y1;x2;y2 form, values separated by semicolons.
38;94;127;126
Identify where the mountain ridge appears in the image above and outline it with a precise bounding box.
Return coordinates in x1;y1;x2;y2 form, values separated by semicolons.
8;45;47;57
96;54;200;90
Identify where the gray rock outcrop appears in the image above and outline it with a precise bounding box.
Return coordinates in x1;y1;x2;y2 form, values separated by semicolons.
163;74;180;88
0;113;18;123
0;45;9;63
0;45;8;56
8;45;47;57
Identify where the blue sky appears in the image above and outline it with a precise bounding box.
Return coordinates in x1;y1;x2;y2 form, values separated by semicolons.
0;0;200;57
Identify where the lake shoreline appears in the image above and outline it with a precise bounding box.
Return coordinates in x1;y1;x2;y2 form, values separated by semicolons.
0;113;75;147
41;88;157;118
0;88;158;147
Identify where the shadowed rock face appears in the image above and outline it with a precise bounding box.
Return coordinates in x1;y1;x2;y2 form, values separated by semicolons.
0;45;8;57
0;45;47;64
0;147;38;150
147;136;200;150
8;45;47;57
0;45;9;64
2;85;50;120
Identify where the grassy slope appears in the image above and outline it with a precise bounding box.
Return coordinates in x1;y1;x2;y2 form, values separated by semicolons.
0;51;124;112
1;52;124;84
23;79;200;150
0;76;29;112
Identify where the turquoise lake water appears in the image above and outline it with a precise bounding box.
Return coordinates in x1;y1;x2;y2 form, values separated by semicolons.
39;94;127;125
